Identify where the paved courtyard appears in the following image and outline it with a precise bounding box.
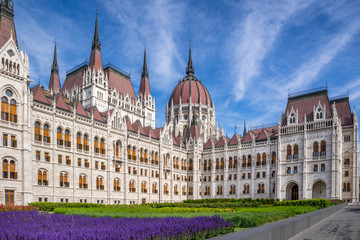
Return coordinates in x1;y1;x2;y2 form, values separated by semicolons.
290;204;360;240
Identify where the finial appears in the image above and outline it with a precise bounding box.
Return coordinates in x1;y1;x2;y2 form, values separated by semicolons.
142;44;148;77
92;11;101;48
186;38;194;76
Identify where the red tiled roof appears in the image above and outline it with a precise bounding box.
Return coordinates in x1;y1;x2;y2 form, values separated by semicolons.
204;138;215;149
190;125;200;141
228;134;241;145
139;75;151;97
242;132;252;143
175;137;185;148
242;126;278;143
132;121;146;135
32;86;50;105
216;136;228;147
89;47;103;73
0;15;18;49
152;128;163;139
75;101;88;118
256;130;267;141
125;117;135;132
331;98;353;126
283;90;331;126
62;69;85;93
56;94;71;112
106;68;136;100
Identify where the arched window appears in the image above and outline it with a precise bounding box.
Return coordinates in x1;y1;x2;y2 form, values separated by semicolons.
262;153;266;165
293;145;299;159
228;157;233;169
129;180;135;192
247;155;252;167
9;160;16;179
313;142;319;157
216;159;220;170
174;185;178;195
94;137;99;153
100;138;105;154
2;159;8;178
289;112;296;124
220;158;224;169
205;186;211;196
60;172;69;187
64;129;71;147
76;132;82;150
79;174;88;189
96;176;104;190
343;182;351;192
10;99;16;123
258;183;265;193
243;184;250;194
320;141;326;157
57;127;63;146
316;107;323;119
230;185;236;195
37;169;48;185
257;154;261;166
43;124;50;143
127;146;131;160
83;134;89;151
152;182;158;194
155;152;158;165
144;150;148;163
242;155;246;167
272;152;276;165
164;183;169;195
140;181;147;193
115;141;121;157
286;145;292;160
203;160;207;171
34;121;42;141
216;185;223;195
182;185;186;195
189;159;193;170
140;149;144;162
1;96;8;121
132;147;136;160
234;157;238;168
114;178;120;191
208;160;212;170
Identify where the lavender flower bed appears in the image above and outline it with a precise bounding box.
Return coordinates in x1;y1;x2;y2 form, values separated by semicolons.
0;210;233;239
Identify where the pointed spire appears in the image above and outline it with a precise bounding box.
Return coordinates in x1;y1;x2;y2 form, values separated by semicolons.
92;10;101;49
243;120;247;136
48;41;61;94
186;39;194;76
141;45;148;77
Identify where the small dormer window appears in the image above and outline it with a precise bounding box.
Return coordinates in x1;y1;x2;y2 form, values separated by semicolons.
290;112;296;124
316;107;323;119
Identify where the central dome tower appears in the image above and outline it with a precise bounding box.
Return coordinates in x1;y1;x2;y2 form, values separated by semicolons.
166;43;220;143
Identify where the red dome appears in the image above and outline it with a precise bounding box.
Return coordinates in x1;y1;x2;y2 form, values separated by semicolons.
169;75;212;107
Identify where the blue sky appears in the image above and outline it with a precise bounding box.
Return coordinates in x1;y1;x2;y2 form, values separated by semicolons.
14;0;360;136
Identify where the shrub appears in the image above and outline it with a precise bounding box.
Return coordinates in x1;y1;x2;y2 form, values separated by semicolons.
273;199;330;208
0;204;37;212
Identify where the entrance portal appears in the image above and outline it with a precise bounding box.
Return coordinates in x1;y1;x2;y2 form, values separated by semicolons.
286;182;299;200
312;180;326;199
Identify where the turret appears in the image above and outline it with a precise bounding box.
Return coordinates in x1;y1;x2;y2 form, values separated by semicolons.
48;42;61;94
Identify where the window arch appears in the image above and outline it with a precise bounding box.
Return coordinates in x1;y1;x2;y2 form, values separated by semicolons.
247;155;252;167
203;160;207;171
316;106;323;120
57;127;63;146
64;129;71;147
164;183;169;195
115;140;121;157
286;145;292;160
313;142;319;157
1;89;17;123
216;159;220;170
2;159;8;178
243;184;250;194
1;96;8;121
100;138;105;154
129;180;136;192
37;169;48;185
216;185;223;195
320;141;326;157
114;178;120;191
152;182;158;194
343;182;351;192
272;152;276;165
43;124;50;143
3;159;17;179
182;185;186;195
228;157;233;169
174;185;179;195
141;181;147;193
60;172;69;187
76;132;82;150
289;111;296;124
94;137;99;153
132;146;136;160
258;183;265;193
79;174;88;189
242;155;246;167
230;185;236;195
234;156;238;168
34;121;42;141
257;154;261;166
96;176;104;190
293;145;299;159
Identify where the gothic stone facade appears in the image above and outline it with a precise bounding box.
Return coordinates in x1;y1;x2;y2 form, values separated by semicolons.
0;1;358;205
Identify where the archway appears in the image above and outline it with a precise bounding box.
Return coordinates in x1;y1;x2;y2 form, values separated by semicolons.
286;182;299;200
312;180;326;199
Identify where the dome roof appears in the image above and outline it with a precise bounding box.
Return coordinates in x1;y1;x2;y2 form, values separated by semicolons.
169;75;212;107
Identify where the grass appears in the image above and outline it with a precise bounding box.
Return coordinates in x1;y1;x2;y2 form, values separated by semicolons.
52;205;321;228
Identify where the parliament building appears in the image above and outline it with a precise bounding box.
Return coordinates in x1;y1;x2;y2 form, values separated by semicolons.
0;0;358;205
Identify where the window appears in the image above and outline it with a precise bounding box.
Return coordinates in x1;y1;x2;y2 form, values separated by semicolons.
256;172;260;178
182;185;186;195
320;141;326;157
84;159;89;168
114;178;121;191
94;137;99;153
57;128;63;146
286;145;292;160
5;190;14;204
66;156;71;165
257;183;265;194
289;112;296;124
1;96;9;121
248;173;251;179
229;185;236;195
344;136;350;142
34;122;42;141
100;138;105;155
247;155;252;167
76;132;82;150
97;176;104;190
60;172;69;187
271;152;276;165
242;155;246;167
321;164;325;171
313;164;318;172
115;141;120;157
174;185;178;195
152;183;158;194
83;134;89;151
262;153;266;165
343;182;351;192
10;135;16;148
43;124;50;143
287;167;291;174
78;158;81;167
64;129;71;147
115;164;120;172
345;171;349;177
45;152;50;162
2;160;8;178
38;170;48;185
129;180;135;192
313;142;319;157
3;134;7;146
344;159;350;166
1;90;17;123
272;171;275;177
132;147;136;160
58;155;62;164
294;166;298;174
36;151;40;160
141;181;147;193
79;175;88;189
262;172;266;178
228;157;233;169
101;162;106;170
95;161;99;169
257;154;261;166
243;184;250;194
316;107;323;119
293;145;298;159
216;185;223;195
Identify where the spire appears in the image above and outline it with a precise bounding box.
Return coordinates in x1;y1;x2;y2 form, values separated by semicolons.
141;46;148;77
0;0;17;48
48;41;61;94
89;12;103;72
138;46;151;97
186;39;194;76
243;120;247;136
92;11;101;49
